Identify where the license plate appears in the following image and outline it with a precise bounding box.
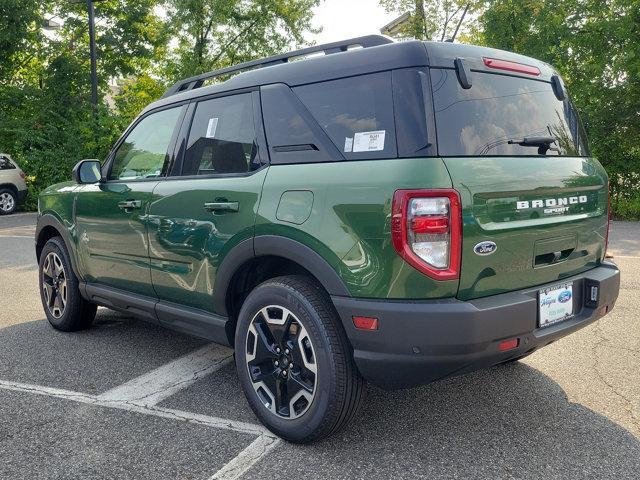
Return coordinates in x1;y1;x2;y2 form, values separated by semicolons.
538;282;574;328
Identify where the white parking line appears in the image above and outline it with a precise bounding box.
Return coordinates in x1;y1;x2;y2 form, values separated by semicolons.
209;435;281;480
0;345;285;479
0;379;269;437
96;344;233;406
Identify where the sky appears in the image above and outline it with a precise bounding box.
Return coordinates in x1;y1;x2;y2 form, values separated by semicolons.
310;0;397;44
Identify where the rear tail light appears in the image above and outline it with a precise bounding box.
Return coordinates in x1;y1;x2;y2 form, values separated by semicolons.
392;189;462;280
483;57;541;76
19;171;26;179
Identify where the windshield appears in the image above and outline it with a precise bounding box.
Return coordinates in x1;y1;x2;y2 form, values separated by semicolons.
430;68;590;157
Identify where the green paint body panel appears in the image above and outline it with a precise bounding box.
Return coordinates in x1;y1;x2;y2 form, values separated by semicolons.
74;181;161;297
442;156;608;300
38;154;609;308
256;158;458;299
146;169;267;312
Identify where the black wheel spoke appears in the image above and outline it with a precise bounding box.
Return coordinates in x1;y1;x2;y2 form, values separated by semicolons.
274;377;288;416
287;371;313;396
251;321;277;364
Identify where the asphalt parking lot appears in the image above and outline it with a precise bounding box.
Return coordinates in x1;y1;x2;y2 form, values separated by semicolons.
0;212;639;479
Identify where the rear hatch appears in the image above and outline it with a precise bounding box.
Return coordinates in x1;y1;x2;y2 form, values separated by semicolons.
429;59;608;301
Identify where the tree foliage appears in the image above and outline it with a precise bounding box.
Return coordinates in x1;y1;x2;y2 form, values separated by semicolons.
0;0;318;210
379;0;482;41
164;0;320;80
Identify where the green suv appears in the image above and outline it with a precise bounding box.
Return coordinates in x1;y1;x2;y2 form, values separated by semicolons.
36;36;620;443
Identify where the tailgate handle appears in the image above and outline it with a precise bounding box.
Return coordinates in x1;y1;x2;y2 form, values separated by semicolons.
535;248;574;267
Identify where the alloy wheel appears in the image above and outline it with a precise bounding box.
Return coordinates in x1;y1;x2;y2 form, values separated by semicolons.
0;192;15;213
245;305;317;420
42;252;67;319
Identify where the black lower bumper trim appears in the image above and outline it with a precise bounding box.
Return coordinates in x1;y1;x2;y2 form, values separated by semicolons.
332;263;620;389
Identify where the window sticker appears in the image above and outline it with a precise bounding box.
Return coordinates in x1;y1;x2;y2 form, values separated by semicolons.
206;117;219;139
344;137;353;153
353;130;386;152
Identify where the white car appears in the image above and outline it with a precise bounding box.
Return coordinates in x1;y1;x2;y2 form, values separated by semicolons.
0;154;28;215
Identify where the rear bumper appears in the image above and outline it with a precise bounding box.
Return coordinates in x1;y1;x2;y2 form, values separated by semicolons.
16;189;27;204
332;262;620;389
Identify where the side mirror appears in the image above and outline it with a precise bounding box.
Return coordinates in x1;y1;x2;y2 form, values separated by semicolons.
72;159;102;184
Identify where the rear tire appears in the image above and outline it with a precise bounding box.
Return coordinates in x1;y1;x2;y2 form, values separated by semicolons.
39;237;97;331
0;188;17;215
235;275;363;443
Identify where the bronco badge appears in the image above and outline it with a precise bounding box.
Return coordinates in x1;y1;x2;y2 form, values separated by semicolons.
474;241;497;256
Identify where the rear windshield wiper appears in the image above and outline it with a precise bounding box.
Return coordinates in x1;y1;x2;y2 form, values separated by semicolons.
508;136;558;154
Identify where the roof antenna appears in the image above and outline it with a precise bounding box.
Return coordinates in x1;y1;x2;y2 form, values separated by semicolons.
447;3;470;43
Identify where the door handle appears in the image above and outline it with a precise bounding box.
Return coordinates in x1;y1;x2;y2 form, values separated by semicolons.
118;200;142;210
204;201;239;213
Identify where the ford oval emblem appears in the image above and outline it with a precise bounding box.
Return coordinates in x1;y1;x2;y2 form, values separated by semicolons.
474;241;497;256
558;290;572;303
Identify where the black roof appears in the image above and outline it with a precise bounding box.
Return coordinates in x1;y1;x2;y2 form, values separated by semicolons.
144;35;557;114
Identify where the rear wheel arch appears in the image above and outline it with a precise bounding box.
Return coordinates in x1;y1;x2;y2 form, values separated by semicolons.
0;183;18;196
216;235;351;345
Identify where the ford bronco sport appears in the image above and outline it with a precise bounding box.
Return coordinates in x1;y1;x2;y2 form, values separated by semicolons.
36;36;620;443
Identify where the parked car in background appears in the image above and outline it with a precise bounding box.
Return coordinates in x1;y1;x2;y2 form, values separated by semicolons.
35;36;620;443
0;154;28;215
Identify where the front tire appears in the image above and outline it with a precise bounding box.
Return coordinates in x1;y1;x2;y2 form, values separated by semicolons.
39;237;97;331
0;188;17;215
235;275;363;443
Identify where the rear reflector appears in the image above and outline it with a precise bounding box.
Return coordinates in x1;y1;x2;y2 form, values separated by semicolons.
352;316;379;331
483;57;541;76
499;338;519;352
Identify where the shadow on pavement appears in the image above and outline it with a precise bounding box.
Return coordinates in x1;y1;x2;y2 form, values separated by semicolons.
248;362;640;479
0;310;206;394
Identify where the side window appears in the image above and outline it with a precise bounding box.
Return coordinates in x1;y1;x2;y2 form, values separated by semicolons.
109;107;183;180
182;93;258;176
393;68;436;158
0;157;15;170
293;72;397;160
260;83;335;164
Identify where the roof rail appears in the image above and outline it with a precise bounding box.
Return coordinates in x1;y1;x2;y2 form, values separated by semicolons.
161;35;394;98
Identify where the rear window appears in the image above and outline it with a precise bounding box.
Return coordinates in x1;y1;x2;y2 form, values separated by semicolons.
430;69;590;157
293;73;397;160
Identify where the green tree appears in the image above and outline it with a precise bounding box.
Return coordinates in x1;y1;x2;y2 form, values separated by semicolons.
114;74;167;127
379;0;482;41
51;0;169;81
0;0;45;82
0;1;169;210
164;0;321;80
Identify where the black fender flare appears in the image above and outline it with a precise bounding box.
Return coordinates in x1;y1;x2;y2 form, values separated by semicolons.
212;235;351;316
36;214;82;280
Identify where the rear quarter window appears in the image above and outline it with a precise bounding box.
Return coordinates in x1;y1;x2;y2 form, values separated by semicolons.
293;72;398;160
